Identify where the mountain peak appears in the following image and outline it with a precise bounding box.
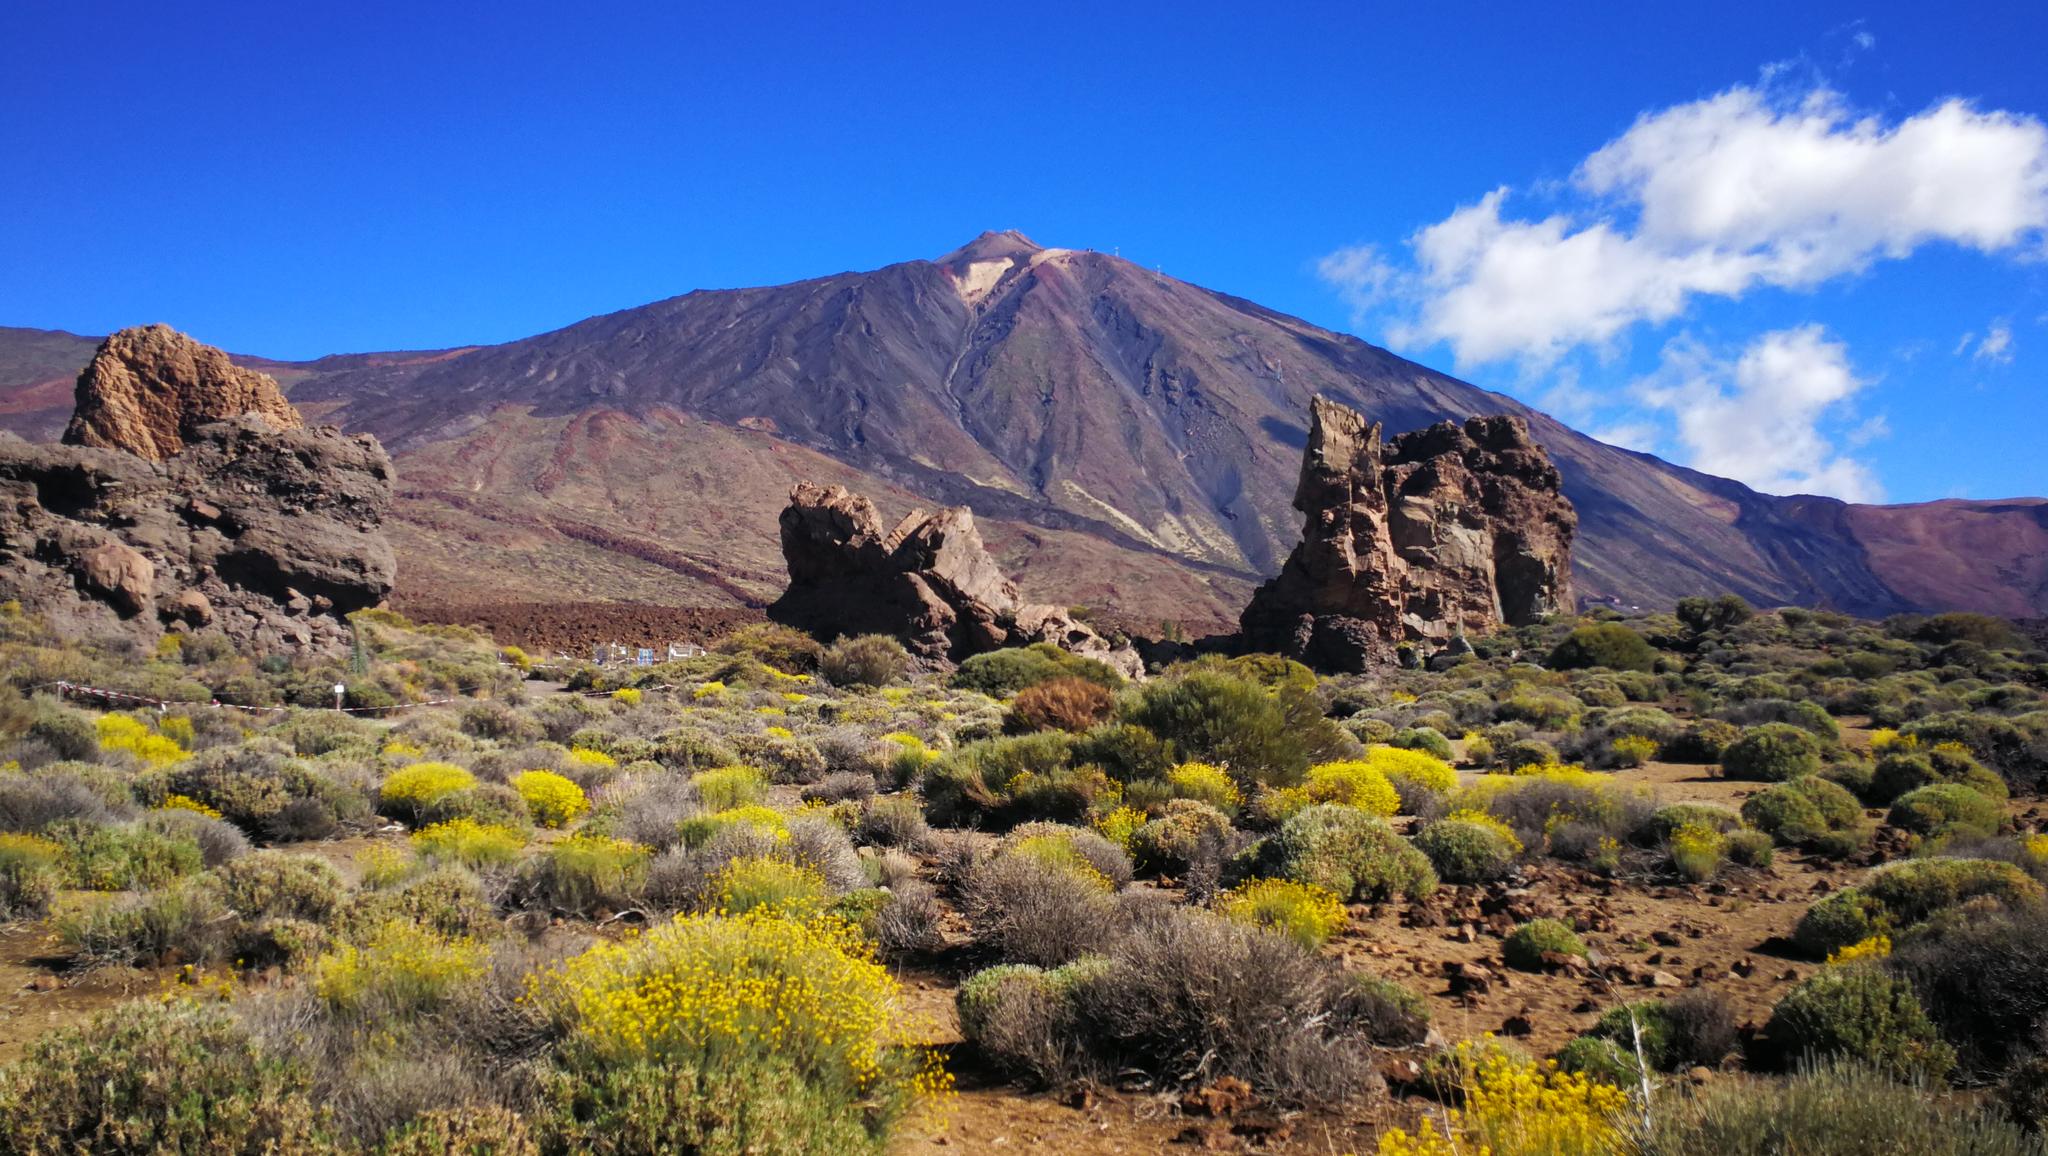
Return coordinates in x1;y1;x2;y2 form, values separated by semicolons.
936;230;1044;266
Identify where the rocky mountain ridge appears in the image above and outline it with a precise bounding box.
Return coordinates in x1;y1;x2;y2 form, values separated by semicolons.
1;234;2042;624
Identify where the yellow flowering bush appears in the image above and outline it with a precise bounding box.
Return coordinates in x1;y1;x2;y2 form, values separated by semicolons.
882;732;935;760
1610;734;1658;768
411;818;528;867
693;765;766;810
1827;934;1893;965
380;739;424;758
610;687;641;706
511;770;589;828
356;844;414;888
565;748;616;771
378;762;477;821
1166;762;1242;812
692;680;727;700
1218;878;1347;949
1093;806;1146;851
1003;833;1114;891
156;795;223;820
535;909;950;1147
96;714;185;768
764;724;795;738
2024;832;2048;868
1364;746;1459;795
1378;1039;1628;1156
158;716;194;750
714;857;829;917
314;920;486;1014
1303;761;1401;817
782;692;811;704
1668;821;1727;883
680;804;790;849
1869;728;1917;753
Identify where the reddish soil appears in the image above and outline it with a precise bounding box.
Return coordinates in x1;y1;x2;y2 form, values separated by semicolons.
395;600;766;656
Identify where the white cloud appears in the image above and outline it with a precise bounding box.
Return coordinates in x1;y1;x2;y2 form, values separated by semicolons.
1972;320;2015;364
1325;82;2048;369
1634;325;1883;502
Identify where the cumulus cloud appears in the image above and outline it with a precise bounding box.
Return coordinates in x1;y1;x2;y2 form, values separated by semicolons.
1327;82;2048;368
1634;325;1883;502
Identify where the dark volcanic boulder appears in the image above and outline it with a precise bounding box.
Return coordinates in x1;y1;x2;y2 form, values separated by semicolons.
770;482;1142;676
1240;397;1575;670
0;327;394;655
63;323;304;461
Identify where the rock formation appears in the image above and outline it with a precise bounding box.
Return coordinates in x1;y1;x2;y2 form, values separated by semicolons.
1240;397;1575;671
63;323;303;460
769;482;1143;677
0;326;393;653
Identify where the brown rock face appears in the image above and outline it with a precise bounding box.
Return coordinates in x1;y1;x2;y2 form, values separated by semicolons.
1240;397;1575;670
770;482;1142;676
1;327;393;654
63;324;303;461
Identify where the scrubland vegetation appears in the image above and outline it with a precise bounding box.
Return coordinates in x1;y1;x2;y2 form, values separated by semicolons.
0;600;2044;1152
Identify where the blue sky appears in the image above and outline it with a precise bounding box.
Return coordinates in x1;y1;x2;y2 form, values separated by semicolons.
2;1;2042;502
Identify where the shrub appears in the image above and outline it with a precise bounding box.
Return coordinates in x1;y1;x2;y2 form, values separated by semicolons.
0;833;62;920
1725;828;1775;868
691;765;766;811
955;960;1099;1087
1129;800;1236;878
1501;738;1560;770
1412;812;1521;884
524;834;651;916
954;643;1121;696
1502;918;1587;970
160;745;350;840
1237;803;1437;902
1793;858;2044;957
715;857;830;917
1669;821;1728;882
1217;878;1347;949
1742;776;1871;855
1067;722;1173;784
961;852;1121;967
1721;723;1823;781
1302;761;1401;816
1365;745;1459;798
1870;745;2008;806
855;795;928;849
511;770;590;828
95;712;187;767
61;881;234;966
1375;1038;1627;1156
377;1104;537;1156
313;919;486;1015
820;634;911;688
1390;726;1456;762
1662;719;1741;763
379;762;478;824
1888;783;2002;841
1611;734;1658;767
1121;670;1351;791
717;622;825;674
1344;974;1432;1046
1677;593;1754;635
1007;677;1116;733
49;820;203;890
1070;907;1380;1105
1164;762;1241;813
412;818;528;868
996;822;1132;889
213;850;346;924
1888;904;2048;1078
0;1000;320;1154
533;910;945;1154
1548;623;1658;672
1638;1062;2047;1156
1579;992;1737;1072
1765;965;1954;1080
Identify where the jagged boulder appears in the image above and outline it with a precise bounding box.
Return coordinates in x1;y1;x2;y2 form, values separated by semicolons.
0;328;394;654
63;324;303;460
1240;397;1575;671
770;482;1143;677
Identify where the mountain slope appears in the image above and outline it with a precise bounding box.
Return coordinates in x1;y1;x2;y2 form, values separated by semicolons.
3;234;2042;625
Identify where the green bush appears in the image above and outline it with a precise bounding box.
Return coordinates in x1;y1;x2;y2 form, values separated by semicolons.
1411;815;1520;884
1869;746;2008;806
953;644;1121;696
1741;776;1872;856
48;820;203;890
1501;738;1560;770
1579;992;1737;1072
1725;828;1775;868
0;1000;321;1154
1120;671;1351;791
1794;857;2044;958
1129;800;1235;877
1721;723;1823;781
0;833;62;920
1548;623;1658;672
60;883;233;967
1765;965;1954;1080
1502;918;1588;970
955;960;1101;1087
1635;1059;2044;1156
919;732;1084;828
716;622;825;674
1888;783;2003;841
213;850;347;924
521;835;651;916
1234;804;1436;902
1662;719;1741;764
820;634;911;688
